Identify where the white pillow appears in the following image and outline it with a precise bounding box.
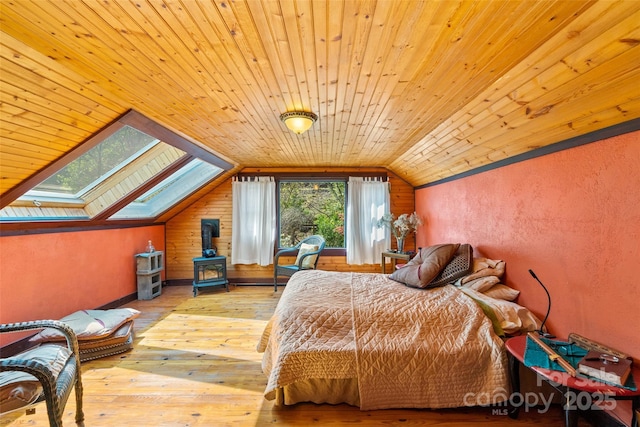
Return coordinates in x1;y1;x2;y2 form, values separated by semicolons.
295;243;319;269
460;287;541;335
461;275;499;292
483;284;520;301
460;258;505;283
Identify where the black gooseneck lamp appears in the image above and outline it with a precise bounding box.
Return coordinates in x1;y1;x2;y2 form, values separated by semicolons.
528;269;555;338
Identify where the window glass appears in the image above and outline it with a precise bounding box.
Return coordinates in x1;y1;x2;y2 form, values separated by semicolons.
33;126;157;196
110;159;222;219
1;110;231;224
278;180;345;248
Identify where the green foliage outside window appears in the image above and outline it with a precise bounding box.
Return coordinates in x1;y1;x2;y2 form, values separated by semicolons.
279;181;345;248
36;126;156;195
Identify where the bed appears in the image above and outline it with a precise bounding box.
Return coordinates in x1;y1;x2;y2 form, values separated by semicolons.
257;246;541;410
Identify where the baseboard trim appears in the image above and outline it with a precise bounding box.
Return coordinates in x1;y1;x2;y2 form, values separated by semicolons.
96;292;138;310
166;278;284;287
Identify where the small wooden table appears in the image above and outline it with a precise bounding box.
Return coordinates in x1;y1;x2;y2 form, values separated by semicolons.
381;251;412;274
505;335;639;427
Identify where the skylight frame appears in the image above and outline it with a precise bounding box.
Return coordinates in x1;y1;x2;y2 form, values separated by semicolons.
110;159;223;219
0;110;232;225
31;129;161;198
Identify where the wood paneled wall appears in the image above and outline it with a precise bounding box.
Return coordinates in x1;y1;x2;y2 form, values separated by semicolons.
165;168;414;282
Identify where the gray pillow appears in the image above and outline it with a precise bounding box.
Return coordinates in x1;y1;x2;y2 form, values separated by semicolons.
390;243;459;288
428;243;473;288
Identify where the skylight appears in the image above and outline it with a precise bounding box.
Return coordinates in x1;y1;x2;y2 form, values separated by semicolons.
32;126;158;197
0;110;231;224
110;159;223;219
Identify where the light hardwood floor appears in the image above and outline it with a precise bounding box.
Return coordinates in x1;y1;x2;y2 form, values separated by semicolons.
2;285;591;426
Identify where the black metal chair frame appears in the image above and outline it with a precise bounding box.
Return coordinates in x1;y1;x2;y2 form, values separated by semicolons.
273;235;326;291
1;320;84;427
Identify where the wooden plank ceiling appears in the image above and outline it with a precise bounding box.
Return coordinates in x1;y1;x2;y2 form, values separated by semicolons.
1;0;639;197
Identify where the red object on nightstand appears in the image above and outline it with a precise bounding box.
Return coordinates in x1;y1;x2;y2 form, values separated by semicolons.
505;335;640;427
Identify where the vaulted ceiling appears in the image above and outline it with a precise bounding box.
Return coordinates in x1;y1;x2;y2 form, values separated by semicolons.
2;1;639;204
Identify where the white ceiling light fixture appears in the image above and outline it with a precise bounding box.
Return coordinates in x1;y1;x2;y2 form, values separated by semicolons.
280;111;318;135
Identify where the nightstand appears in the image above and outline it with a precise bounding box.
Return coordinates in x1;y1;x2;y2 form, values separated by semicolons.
505;335;639;427
380;251;412;274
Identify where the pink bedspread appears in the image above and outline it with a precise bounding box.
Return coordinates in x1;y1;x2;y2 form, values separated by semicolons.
258;270;509;409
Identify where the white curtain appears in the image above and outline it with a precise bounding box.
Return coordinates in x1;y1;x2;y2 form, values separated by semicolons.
346;177;389;264
231;176;276;266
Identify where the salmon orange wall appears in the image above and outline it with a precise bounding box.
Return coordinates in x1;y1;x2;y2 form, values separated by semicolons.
0;225;165;341
415;131;639;359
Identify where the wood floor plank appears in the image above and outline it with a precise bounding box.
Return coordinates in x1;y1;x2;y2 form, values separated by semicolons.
1;285;591;426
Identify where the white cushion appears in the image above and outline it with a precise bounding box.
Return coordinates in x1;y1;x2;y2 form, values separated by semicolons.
483;284;520;301
30;308;140;343
295;243;319;269
1;344;71;414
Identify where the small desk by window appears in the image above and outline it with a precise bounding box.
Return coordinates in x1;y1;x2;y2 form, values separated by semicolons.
381;251;412;274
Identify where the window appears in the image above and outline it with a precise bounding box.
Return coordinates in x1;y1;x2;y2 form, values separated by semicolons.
110;159;223;219
0;110;231;224
278;180;346;248
32;126;158;197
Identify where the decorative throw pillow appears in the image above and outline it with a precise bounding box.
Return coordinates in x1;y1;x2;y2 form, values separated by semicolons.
401;251;423;267
390;243;459;288
295;243;319;269
388;261;421;287
428;243;474;288
388;249;425;286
